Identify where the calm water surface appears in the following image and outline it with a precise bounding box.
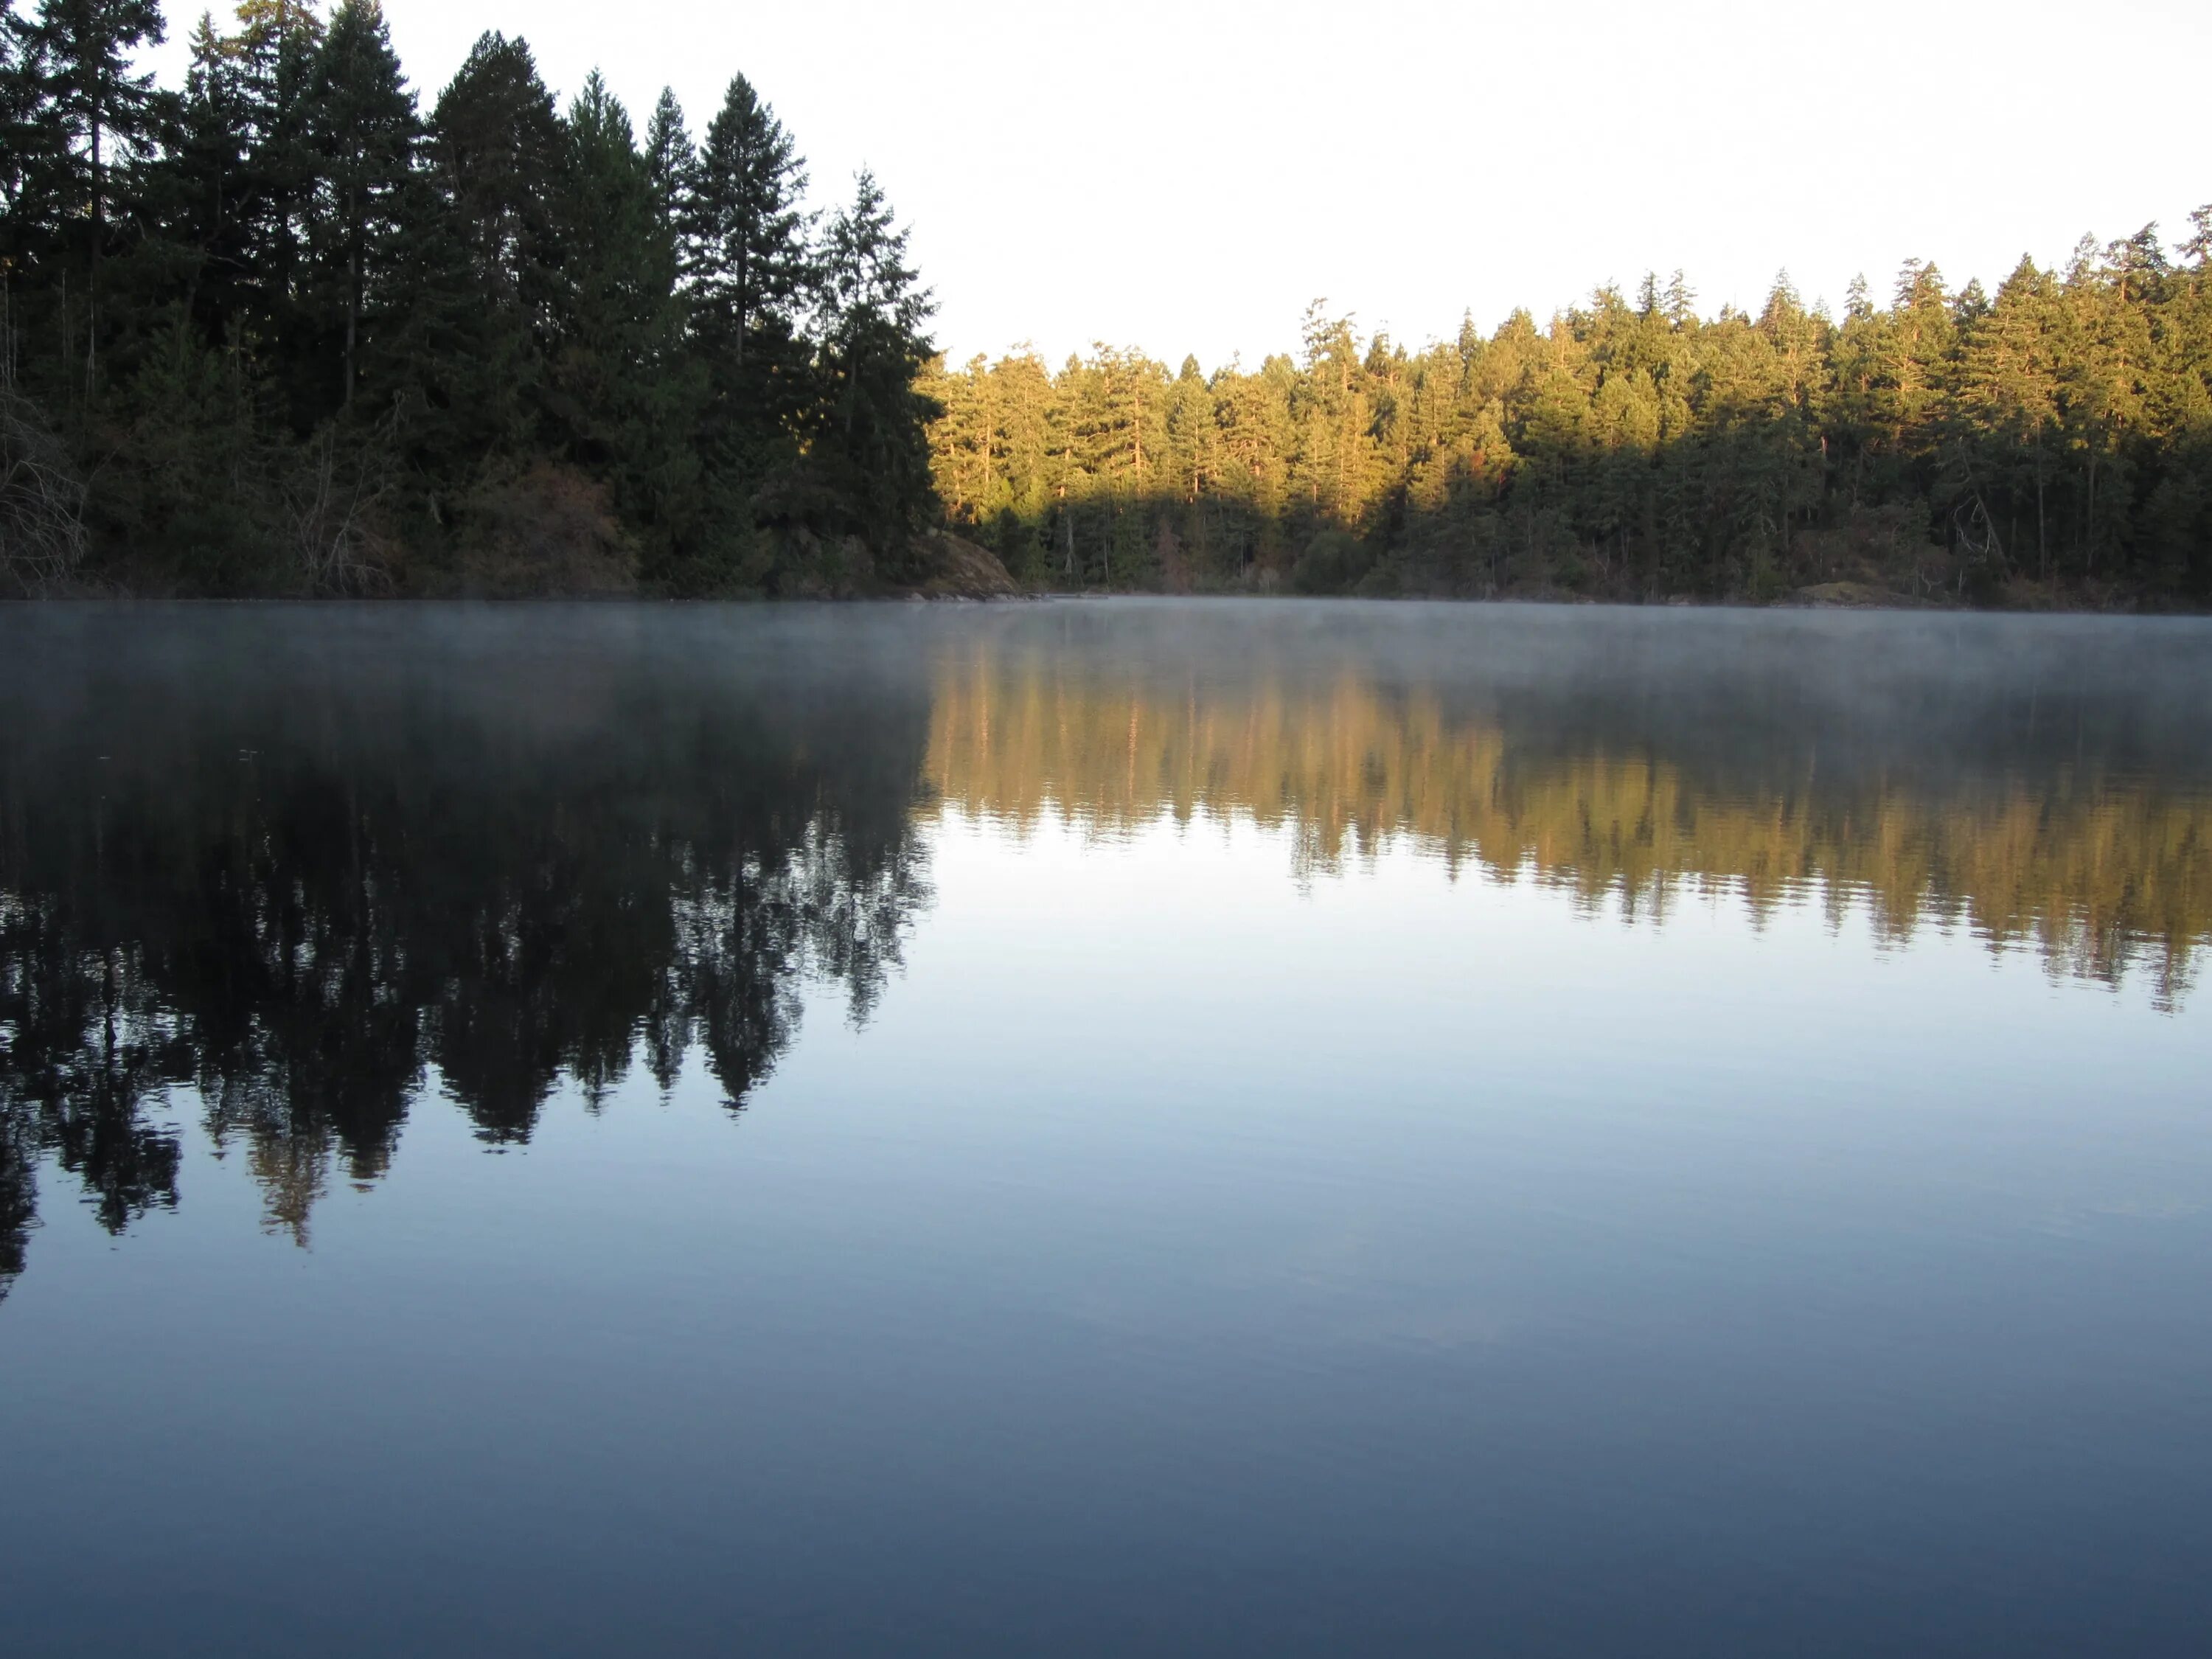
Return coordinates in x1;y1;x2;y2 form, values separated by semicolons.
2;602;2209;1656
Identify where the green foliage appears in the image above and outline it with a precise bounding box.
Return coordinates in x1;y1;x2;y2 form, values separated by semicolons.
307;0;411;411
1292;529;1370;594
926;229;2212;605
0;0;942;594
807;169;938;554
1;0;2200;607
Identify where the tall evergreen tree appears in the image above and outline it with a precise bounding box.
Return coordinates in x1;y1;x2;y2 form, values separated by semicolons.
0;2;45;265
169;11;254;350
309;0;414;412
551;69;697;541
408;30;563;458
641;86;691;238
229;0;324;404
23;0;167;389
679;72;815;507
810;169;937;543
687;74;809;370
430;32;560;316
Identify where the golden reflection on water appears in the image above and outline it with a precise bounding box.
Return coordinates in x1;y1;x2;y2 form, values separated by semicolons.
923;658;2212;1004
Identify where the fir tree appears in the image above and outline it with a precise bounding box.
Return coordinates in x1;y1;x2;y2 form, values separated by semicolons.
411;30;563;459
688;74;808;362
22;0;167;390
810;168;938;544
641;86;691;239
310;0;415;411
551;69;698;546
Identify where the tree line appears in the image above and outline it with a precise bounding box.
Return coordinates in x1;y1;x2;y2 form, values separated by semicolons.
3;1;2205;608
925;226;2212;605
0;0;939;596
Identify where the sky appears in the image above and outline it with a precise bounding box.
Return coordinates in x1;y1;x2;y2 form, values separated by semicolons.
143;0;2212;370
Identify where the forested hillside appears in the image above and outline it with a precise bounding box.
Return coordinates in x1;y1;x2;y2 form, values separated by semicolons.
925;234;2212;607
0;0;939;596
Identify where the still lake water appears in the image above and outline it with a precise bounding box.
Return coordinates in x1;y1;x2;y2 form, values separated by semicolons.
2;600;2209;1656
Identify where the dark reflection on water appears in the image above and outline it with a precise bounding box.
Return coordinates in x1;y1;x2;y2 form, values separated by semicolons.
1;602;2210;1656
2;606;936;1290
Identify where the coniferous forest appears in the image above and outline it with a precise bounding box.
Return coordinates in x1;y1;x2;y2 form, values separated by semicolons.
0;0;2208;605
925;240;2212;607
1;0;938;596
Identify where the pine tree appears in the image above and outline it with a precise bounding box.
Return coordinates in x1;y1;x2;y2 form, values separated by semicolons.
641;87;692;243
431;32;560;313
310;0;415;413
230;0;325;406
683;73;815;496
408;31;564;458
687;74;809;371
1;2;48;268
551;68;698;544
810;169;938;544
1949;257;2060;577
1165;354;1213;505
24;0;167;392
166;13;254;351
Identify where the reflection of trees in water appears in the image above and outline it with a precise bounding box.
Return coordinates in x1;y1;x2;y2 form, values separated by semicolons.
925;628;2212;1006
1;1101;38;1302
0;911;188;1278
0;611;935;1290
7;604;2210;1302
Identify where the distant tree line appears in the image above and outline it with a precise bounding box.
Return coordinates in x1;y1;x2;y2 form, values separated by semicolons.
0;0;939;595
926;226;2212;605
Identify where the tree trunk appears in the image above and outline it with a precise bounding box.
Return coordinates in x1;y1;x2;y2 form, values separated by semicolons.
2085;448;2098;577
733;237;748;370
2035;454;2047;582
344;189;361;410
87;88;105;397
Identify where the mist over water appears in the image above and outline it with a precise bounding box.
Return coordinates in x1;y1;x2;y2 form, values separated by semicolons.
2;602;2209;1656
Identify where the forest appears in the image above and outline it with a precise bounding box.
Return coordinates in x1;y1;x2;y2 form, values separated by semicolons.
0;0;939;596
925;238;2212;607
0;1;2208;605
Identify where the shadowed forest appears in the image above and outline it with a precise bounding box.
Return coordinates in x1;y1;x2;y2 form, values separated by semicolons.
0;0;939;597
6;605;2209;1301
0;1;2207;605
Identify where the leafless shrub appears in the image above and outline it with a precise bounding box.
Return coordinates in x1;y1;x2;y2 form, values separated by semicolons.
285;425;395;594
0;378;88;593
456;463;637;596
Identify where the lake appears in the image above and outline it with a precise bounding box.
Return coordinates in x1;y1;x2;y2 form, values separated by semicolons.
2;601;2208;1657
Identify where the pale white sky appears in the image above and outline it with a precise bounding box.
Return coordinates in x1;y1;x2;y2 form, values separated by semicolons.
148;0;2212;369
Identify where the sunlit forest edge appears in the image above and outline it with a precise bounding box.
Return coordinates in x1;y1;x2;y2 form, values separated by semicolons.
922;234;2212;608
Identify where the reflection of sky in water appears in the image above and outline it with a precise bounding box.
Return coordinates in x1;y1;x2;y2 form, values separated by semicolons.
12;805;2206;1655
4;605;2211;1656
